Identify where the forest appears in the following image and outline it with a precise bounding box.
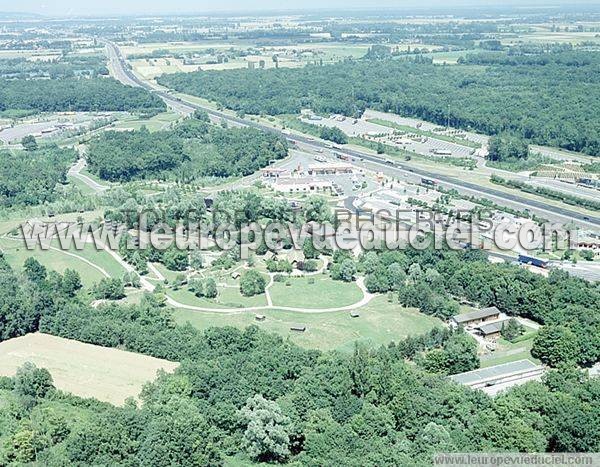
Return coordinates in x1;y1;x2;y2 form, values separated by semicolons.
86;112;288;181
158;50;600;156
0;54;109;80
0;77;165;113
0;245;599;465
0;146;76;207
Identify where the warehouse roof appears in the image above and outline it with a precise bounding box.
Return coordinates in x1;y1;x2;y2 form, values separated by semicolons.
452;306;501;324
450;359;541;386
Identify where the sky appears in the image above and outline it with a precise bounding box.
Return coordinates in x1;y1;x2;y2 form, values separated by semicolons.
2;0;598;18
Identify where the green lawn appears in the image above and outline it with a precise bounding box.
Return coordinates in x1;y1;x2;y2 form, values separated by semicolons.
269;275;363;309
110;111;181;132
168;285;268;309
174;295;442;351
69;243;128;279
480;334;540;368
0;237;107;287
66;174;97;195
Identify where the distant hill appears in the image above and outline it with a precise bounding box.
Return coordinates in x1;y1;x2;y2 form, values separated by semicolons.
0;12;44;20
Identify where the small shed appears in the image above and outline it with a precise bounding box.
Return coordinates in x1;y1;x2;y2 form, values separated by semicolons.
290;325;306;332
476;319;510;341
350;311;360;318
231;271;241;280
263;250;276;261
255;314;266;322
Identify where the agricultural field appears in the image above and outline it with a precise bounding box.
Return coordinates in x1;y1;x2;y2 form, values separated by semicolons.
125;41;377;79
0;333;179;405
174;295;442;351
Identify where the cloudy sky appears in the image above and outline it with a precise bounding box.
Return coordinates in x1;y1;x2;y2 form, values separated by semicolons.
2;0;592;17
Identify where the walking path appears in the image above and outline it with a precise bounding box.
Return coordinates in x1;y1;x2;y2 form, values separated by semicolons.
68;157;110;193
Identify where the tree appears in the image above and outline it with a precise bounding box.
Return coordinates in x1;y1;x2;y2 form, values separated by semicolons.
21;135;38;151
303;196;331;223
240;270;266;297
488;134;529;162
319;126;348;144
138;397;221;467
203;278;218;299
189;250;203;270
532;325;579;367
61;269;82;297
387;263;406;290
93;277;125;300
188;278;204;297
501;318;524;342
443;331;479;374
302;237;319;260
579;249;594;261
23;258;47;284
303;259;318;272
239;395;291;462
162;247;188;271
338;259;357;282
13;362;54;408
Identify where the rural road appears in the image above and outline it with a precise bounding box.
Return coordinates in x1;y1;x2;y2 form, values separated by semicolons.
104;41;600;229
68;157;110;193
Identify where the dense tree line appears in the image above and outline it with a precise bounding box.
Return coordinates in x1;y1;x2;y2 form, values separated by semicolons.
0;146;75;207
0;77;165;113
87;113;288;182
0;294;596;464
159;50;600;155
0;54;109;80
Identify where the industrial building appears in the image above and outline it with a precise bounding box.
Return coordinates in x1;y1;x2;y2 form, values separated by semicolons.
450;359;545;396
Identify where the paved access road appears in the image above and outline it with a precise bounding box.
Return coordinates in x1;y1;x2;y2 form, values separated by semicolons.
104;41;600;229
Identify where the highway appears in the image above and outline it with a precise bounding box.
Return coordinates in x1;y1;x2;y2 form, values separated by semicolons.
104;41;600;229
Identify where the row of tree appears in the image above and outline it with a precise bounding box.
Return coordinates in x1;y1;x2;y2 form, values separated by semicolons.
0;77;165;113
158;50;600;155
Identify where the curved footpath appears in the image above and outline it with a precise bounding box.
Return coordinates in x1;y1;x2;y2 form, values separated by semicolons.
98;241;376;314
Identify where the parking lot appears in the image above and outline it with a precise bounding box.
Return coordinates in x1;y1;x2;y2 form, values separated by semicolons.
302;112;478;159
270;148;378;197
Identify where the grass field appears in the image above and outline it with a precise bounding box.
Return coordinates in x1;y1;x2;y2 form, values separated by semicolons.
110;111;181;132
174;295;442;351
0;237;108;286
0;333;179;405
168;285;269;309
480;332;539;368
269;275;363;308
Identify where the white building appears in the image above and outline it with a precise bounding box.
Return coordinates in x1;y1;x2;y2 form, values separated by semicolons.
273;177;332;194
307;162;353;175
